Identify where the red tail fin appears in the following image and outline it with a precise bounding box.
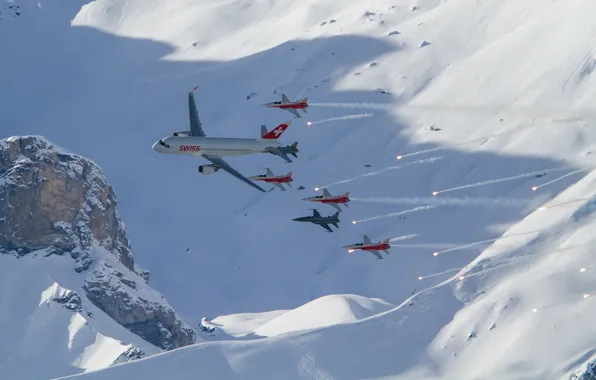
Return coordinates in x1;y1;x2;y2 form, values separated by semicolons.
262;122;291;140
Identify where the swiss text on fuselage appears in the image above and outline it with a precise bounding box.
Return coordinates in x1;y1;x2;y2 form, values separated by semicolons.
179;145;201;152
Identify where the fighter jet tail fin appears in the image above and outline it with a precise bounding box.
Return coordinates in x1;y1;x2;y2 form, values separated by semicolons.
290;141;299;157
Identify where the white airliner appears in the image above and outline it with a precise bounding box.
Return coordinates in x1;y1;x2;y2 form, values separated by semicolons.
152;86;292;192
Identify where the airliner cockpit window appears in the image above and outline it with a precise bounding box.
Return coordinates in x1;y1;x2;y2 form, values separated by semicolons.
158;140;170;148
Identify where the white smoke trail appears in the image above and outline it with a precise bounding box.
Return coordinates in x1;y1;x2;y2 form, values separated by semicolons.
418;267;463;280
538;198;593;210
433;229;544;256
396;147;446;160
307;113;374;126
352;205;436;224
389;233;419;242
395;123;544;161
433;167;569;195
316;156;443;190
390;243;467;249
309;102;392;111
532;168;587;191
352;196;530;208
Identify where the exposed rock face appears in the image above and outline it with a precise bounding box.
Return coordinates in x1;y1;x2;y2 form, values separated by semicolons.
0;135;195;350
112;346;146;365
0;135;136;273
84;262;196;350
570;360;596;380
52;289;83;312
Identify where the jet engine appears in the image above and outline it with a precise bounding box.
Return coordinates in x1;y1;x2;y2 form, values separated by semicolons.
173;131;191;137
198;164;219;174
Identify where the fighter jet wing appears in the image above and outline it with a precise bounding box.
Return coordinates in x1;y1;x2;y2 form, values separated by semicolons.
201;154;266;192
319;223;333;232
189;87;206;137
281;93;291;103
312;209;321;217
266;168;274;176
323;188;332;197
363;235;372;244
368;250;383;260
287;108;301;118
274;183;286;191
328;203;342;212
265;146;292;163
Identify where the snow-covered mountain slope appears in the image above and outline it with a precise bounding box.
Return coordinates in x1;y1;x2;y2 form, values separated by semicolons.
0;251;157;379
0;136;195;379
4;0;596;379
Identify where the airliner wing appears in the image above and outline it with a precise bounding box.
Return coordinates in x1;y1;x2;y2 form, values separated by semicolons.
189;88;207;137
201;154;266;192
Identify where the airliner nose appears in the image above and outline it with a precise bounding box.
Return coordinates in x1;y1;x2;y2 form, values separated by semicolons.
151;141;158;151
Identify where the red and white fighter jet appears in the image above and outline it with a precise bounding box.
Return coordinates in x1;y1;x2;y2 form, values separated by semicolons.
262;93;308;118
342;235;391;260
302;188;350;212
248;168;293;191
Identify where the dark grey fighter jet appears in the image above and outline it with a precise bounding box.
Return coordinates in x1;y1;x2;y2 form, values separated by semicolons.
292;209;340;232
278;141;299;159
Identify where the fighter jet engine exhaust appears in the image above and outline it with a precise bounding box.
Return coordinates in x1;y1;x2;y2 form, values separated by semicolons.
307;113;374;127
198;164;219;174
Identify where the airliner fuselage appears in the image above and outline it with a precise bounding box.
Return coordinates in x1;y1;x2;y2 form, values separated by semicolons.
153;136;280;157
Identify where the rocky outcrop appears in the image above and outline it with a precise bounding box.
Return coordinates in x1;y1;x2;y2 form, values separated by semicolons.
0;135;195;350
52;289;83;312
84;261;196;350
0;135;136;273
112;346;146;365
